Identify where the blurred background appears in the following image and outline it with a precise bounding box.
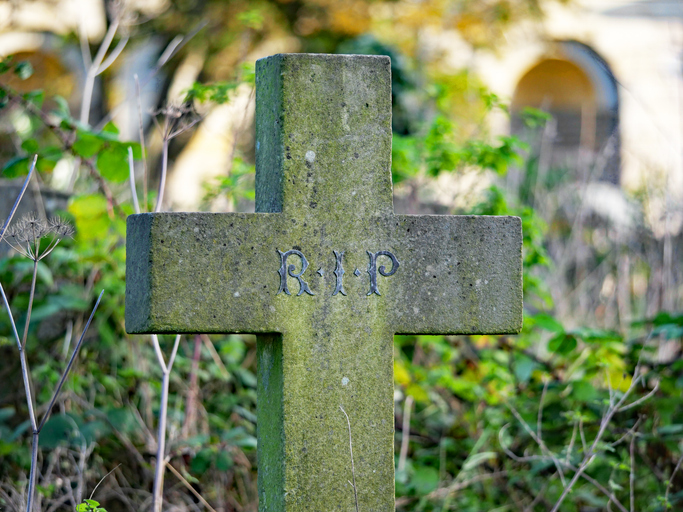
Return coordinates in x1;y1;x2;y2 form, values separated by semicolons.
1;1;682;511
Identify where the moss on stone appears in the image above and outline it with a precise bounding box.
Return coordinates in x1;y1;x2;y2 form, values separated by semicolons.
125;54;523;512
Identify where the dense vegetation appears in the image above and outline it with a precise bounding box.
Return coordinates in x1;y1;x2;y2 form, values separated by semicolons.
1;1;681;511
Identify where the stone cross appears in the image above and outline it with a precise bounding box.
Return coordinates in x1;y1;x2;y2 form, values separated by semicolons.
126;54;522;512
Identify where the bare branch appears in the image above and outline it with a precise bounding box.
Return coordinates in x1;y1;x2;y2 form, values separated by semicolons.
664;452;683;506
166;461;217;512
128;146;141;214
629;435;636;512
616;383;659;413
38;290;104;432
398;395;413;474
0;155;37;243
96;36;129;76
81;19;120;125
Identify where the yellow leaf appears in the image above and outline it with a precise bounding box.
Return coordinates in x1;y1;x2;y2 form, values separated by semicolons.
406;383;430;403
394;361;411;386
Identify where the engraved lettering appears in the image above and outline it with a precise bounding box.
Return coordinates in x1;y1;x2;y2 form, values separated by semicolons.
277;249;314;296
367;250;399;296
332;250;347;296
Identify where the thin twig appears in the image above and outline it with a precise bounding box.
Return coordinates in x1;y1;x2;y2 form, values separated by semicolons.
166;461;217;512
500;427;630;512
616;383;659;412
611;416;643;448
565;420;578;465
201;334;230;380
0;155;36;243
151;334;167;372
94;20;208;131
134;75;148;210
508;406;566;487
549;366;647;512
538;379;549;445
339;405;359;512
89;464;122;501
398;395;413;474
427;471;510;500
38;290;104;431
664;452;683;506
81;19;120;125
128;146;141;214
96;36;129;76
629;434;636;512
152;334;181;512
155;138;169;213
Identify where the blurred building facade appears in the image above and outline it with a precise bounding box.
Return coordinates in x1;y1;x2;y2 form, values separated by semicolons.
2;0;683;215
468;0;683;203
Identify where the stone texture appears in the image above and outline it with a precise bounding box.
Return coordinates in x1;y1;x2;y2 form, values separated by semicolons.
126;54;523;512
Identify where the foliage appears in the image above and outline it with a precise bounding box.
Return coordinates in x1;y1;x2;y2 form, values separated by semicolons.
0;1;681;511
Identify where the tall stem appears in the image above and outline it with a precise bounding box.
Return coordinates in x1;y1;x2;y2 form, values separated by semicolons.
153;369;170;512
26;431;39;512
80;19;119;125
155;138;169;213
152;335;180;512
18;349;37;430
21;260;39;349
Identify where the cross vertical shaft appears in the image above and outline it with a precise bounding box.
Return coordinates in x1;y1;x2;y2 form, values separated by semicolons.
255;54;396;512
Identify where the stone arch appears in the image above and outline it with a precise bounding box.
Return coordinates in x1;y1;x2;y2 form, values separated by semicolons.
511;40;620;183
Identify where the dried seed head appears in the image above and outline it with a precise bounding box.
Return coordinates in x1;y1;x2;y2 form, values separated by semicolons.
48;216;75;238
5;222;26;243
14;213;49;241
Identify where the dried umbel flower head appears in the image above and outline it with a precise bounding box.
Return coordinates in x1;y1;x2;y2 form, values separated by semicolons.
49;216;75;238
12;213;49;242
2;213;74;261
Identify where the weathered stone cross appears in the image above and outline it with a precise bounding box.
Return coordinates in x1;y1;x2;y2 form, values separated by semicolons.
126;54;522;512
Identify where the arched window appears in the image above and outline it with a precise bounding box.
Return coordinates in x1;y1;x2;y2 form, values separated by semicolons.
511;41;620;183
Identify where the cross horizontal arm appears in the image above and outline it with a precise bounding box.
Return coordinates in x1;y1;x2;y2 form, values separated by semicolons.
126;212;522;336
126;212;287;334
384;214;523;335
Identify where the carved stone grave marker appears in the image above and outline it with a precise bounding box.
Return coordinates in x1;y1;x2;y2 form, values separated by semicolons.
126;53;522;512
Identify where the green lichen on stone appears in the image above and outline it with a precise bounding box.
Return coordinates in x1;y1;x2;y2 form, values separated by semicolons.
125;54;523;512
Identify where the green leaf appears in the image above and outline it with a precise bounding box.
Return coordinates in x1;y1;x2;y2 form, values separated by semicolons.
101;121;120;136
215;450;233;471
53;96;70;118
0;56;12;74
24;90;44;109
40;414;78;449
548;334;577;355
462;451;497;471
571;328;622;343
657;424;683;436
73;133;105;158
2;156;29;177
411;465;439;494
106;408;137;434
0;407;15;422
190;448;214;475
69;194;110;241
513;354;537;384
97;145;129;183
533;313;564;333
21;139;39;154
84;499;100;507
14;61;33;80
572;380;598;402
